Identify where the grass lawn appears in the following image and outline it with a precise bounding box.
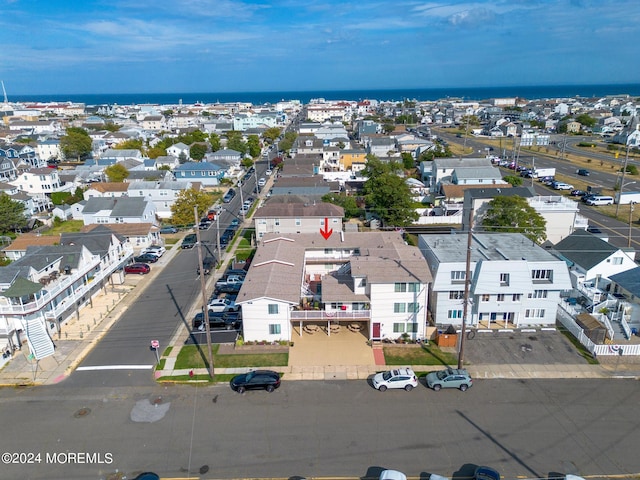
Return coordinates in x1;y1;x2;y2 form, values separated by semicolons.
42;220;84;235
383;344;459;367
557;326;599;365
174;345;288;369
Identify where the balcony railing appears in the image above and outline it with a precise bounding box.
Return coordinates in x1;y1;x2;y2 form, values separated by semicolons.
290;310;370;321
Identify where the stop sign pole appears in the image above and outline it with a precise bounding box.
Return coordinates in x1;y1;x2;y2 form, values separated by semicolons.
151;339;160;364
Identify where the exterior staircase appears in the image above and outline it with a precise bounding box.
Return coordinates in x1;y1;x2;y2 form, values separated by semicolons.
22;319;55;360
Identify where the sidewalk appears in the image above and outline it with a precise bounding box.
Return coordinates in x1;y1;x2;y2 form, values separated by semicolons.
2;238;640;387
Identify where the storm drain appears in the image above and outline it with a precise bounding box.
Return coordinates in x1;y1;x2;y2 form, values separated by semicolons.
73;407;91;418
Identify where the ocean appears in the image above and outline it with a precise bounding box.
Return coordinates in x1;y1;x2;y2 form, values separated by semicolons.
7;84;640;106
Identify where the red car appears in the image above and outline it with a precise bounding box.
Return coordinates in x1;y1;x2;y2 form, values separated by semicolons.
124;263;151;275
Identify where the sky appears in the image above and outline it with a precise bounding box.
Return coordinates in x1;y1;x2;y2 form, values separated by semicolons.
0;0;639;95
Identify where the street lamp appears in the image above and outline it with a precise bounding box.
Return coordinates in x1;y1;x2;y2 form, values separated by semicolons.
629;202;636;248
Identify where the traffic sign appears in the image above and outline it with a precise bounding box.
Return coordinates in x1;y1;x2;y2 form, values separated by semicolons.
151;340;159;349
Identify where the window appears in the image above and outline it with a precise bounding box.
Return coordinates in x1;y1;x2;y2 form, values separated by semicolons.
275;218;280;226
531;269;552;281
529;290;548;299
512;294;521;302
612;257;623;265
393;323;405;333
497;294;505;301
525;309;545;318
407;303;419;313
268;324;281;335
408;283;420;292
449;291;464;300
394;283;407;292
481;294;490;302
295;218;301;226
267;304;279;315
500;273;510;285
406;322;418;333
448;309;463;319
451;271;466;283
393;303;406;313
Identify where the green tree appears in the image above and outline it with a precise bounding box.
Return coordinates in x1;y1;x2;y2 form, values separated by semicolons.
575;113;596;128
262;127;282;144
481;195;546;243
147;146;167;159
114;139;144;151
362;157;418;227
502;175;524;187
418;144;452;162
170;189;213;226
247;134;261;158
225;131;247;155
209;133;221;152
104;123;121;132
401;152;414;170
381;122;395;134
321;193;363;218
241;158;254;168
104;163;129;182
60;127;92;161
190;143;208;161
278;131;298;153
0;193;28;232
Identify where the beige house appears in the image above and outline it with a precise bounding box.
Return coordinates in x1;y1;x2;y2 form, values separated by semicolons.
253;201;344;239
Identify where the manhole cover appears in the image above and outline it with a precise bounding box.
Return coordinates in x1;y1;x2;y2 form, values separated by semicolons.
199;465;210;474
151;396;163;405
74;407;91;418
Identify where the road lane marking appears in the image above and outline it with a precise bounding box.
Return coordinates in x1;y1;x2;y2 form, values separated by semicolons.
76;365;154;371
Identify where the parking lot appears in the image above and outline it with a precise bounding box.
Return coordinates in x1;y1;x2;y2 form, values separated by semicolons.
463;329;590;366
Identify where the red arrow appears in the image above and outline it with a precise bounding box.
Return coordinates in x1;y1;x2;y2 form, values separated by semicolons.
320;217;333;240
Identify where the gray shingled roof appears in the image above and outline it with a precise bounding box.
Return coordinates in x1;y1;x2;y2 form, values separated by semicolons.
553;229;618;269
609;267;640;298
253;202;344;219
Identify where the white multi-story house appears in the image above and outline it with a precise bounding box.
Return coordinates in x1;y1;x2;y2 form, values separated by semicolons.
36;139;61;161
127;180;195;219
0;226;133;363
419;232;572;328
236;231;431;343
253;202;344;239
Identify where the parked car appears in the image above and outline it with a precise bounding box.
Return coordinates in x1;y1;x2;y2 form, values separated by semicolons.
181;233;197;249
372;368;418;392
258;177;266;187
230;218;240;228
570;189;587;197
585;195;614;206
474;466;501;480
577;169;590;176
425;368;473;391
586;225;602;234
134;253;159;263
266;169;273;176
197;256;216;275
379;471;407;480
124;263;151;275
207;297;239;312
215;283;242;295
192;311;240;330
553;182;574;190
159;226;178;234
142;245;165;257
230;370;281;393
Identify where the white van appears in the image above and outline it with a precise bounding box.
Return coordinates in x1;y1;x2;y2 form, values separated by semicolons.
585;195;614;206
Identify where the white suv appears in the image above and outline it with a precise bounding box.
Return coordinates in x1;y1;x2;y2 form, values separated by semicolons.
372;367;418;392
207;298;239;312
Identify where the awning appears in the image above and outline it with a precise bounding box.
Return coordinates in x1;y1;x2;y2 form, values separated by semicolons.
1;277;43;298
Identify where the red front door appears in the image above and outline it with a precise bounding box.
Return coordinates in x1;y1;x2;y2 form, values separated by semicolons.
372;322;381;339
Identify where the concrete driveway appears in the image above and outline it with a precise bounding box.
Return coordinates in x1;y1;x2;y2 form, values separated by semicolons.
462;329;590;366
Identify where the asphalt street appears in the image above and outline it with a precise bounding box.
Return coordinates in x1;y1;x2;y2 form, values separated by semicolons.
0;379;638;480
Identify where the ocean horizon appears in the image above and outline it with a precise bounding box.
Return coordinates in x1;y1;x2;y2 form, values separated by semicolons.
7;83;640;106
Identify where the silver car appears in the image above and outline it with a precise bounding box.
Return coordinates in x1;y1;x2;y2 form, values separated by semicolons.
372;368;418;392
425;368;473;391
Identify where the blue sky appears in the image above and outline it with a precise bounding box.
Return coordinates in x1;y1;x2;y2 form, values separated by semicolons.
1;0;638;95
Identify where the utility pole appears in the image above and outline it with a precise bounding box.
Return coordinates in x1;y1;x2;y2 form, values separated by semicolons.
458;204;474;370
615;145;630;219
194;206;215;380
629;202;635;248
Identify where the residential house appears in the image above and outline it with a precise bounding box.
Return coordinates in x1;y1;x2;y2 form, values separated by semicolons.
1;233;60;261
79;197;157;226
174;161;225;187
166;142;190;160
36;139;61;161
208;148;242;166
127;180;195;219
419;232;572;328
83;182;130;200
0;226;133;363
140;115;166;131
365;136;396;158
100;149;144;162
236;231;431;343
608;267;640;334
552;230;637;290
253;201;344;239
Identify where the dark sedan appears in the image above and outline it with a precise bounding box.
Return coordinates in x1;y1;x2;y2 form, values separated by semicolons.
134;253;159;263
230;370;281;394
